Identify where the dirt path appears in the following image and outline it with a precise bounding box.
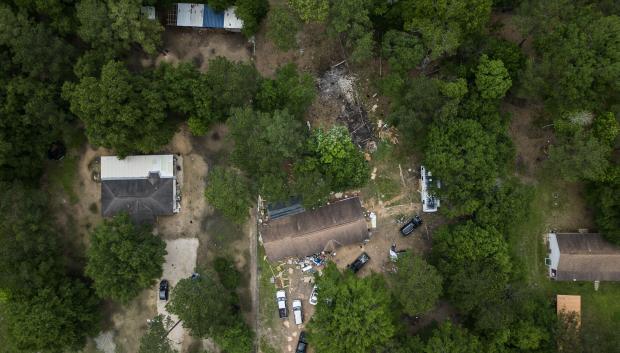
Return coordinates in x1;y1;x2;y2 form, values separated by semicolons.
249;209;259;353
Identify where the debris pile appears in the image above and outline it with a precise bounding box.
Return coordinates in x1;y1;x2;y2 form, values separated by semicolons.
317;64;375;150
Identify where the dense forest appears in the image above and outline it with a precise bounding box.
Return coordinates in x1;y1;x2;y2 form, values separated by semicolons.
0;0;619;352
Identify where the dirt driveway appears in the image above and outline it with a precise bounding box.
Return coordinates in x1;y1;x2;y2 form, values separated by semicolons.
156;238;200;351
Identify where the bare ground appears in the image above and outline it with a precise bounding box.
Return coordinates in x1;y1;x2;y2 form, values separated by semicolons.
130;28;252;71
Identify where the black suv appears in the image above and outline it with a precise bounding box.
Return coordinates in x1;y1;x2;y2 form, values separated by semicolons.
159;279;169;301
400;215;422;236
348;252;370;273
296;331;308;353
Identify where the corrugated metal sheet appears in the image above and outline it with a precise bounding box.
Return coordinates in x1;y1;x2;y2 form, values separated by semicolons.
203;5;224;28
223;7;243;30
101;155;175;180
176;3;204;27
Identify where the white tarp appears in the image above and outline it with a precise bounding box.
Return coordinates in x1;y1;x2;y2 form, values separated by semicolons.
176;3;204;27
101;155;175;180
223;7;243;30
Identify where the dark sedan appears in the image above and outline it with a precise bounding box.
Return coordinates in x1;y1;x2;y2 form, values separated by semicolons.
159;279;169;301
348;252;370;273
400;215;423;236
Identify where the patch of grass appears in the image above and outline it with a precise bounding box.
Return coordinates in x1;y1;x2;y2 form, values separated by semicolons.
203;212;244;249
258;246;278;331
259;337;278;353
47;155;80;204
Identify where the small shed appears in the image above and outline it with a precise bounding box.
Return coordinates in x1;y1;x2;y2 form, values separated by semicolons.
556;295;581;327
547;232;620;281
260;197;369;261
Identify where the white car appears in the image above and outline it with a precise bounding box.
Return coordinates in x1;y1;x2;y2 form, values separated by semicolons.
276;290;287;318
292;299;303;325
309;285;318;306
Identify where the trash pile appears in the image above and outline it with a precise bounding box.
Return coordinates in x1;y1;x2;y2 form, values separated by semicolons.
317;63;375;150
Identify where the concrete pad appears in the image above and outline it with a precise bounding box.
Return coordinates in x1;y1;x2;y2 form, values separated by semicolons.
156;238;199;351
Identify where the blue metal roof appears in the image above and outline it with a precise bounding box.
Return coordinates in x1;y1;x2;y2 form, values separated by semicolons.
203;5;224;28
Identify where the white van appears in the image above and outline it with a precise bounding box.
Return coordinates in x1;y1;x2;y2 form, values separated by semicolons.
292;299;303;325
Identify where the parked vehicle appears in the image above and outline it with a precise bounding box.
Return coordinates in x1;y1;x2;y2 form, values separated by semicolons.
400;215;423;236
292;299;303;325
276;290;288;318
296;331;308;353
348;252;371;273
309;285;318;306
159;279;169;301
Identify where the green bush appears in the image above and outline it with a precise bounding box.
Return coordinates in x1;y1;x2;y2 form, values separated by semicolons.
213;257;241;291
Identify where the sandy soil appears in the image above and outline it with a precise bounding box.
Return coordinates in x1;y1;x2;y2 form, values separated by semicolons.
107;289;157;353
156;238;200;351
128;28;252;72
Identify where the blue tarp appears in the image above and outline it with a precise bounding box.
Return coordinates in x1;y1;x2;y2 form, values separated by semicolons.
203;5;224;28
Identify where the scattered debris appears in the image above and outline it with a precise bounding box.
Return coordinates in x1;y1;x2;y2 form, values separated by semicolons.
317;65;375;150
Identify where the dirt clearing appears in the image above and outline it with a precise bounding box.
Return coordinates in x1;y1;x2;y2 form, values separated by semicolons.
130;28;252;71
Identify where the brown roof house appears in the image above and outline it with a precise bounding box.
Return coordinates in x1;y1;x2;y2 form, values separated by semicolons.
547;233;620;281
260;197;369;261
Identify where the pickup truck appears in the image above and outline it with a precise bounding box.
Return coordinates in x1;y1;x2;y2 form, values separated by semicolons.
292;299;303;325
276;290;288;318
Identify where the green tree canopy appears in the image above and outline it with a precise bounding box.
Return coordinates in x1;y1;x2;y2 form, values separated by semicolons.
0;5;75;81
289;0;329;22
588;182;620;245
2;280;100;353
548;130;612;182
228;107;306;201
267;6;300;51
400;0;492;60
475;54;512;100
389;254;443;316
188;57;260;135
86;213;166;303
0;183;63;296
255;63;316;118
307;264;396;353
76;0;163;55
300;126;370;191
166;274;236;338
424;119;504;216
139;315;177;353
381;30;426;74
432;221;511;276
423;322;483;353
63;60;174;156
329;0;375;63
236;0;269;36
205;167;252;224
0;77;68;181
520;2;620;111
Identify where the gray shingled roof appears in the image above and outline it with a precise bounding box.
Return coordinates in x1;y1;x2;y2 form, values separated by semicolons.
556;233;620;281
101;177;174;224
260;197;369;261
